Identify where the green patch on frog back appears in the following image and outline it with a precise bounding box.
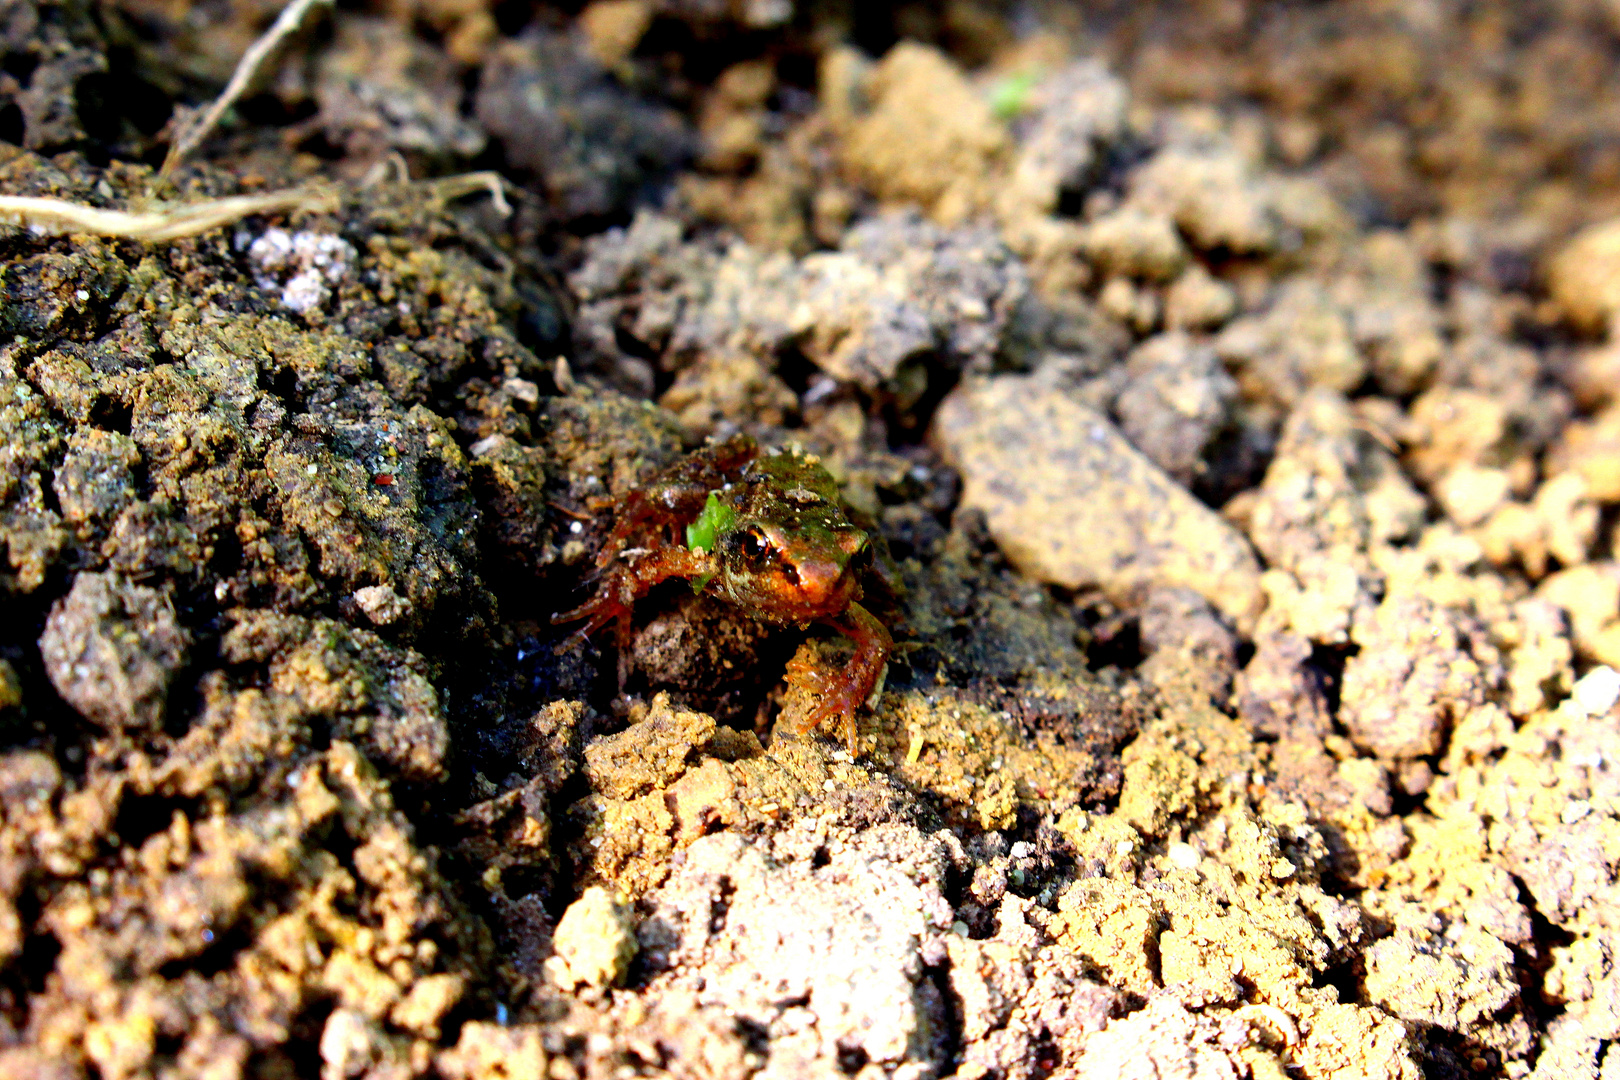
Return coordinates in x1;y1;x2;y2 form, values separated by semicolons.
685;490;735;592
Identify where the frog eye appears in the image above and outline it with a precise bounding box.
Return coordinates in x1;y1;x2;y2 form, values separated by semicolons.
736;526;771;563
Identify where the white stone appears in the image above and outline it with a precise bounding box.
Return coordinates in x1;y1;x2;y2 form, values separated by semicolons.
1573;666;1620;717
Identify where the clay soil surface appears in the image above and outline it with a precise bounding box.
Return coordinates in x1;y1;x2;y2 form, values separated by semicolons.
4;1;1620;1078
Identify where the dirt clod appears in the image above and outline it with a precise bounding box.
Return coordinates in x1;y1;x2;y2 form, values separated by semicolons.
39;571;190;733
933;374;1263;627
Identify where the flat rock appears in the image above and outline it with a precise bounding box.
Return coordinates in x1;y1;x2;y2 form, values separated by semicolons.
931;376;1263;629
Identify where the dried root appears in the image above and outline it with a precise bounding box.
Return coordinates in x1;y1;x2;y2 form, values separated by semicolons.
159;0;334;182
419;171;516;216
0;171;513;243
0;189;340;242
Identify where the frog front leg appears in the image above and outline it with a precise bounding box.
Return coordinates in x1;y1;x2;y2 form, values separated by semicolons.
783;600;894;755
554;547;717;638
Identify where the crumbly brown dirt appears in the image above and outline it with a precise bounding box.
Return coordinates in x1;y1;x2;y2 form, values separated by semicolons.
4;2;1620;1079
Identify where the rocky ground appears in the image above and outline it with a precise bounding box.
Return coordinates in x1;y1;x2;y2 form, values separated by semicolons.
3;1;1620;1077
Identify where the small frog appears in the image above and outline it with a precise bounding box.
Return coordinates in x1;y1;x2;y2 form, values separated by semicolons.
556;433;893;753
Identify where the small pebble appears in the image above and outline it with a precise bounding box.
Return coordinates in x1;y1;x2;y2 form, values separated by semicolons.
548;886;636;989
1167;842;1201;869
353;585;411;626
1561;800;1593;824
1572;666;1620;717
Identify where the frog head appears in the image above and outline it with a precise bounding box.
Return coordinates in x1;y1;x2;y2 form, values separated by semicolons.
711;508;869;624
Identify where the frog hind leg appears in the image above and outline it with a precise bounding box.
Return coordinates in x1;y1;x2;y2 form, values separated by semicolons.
791;601;894;755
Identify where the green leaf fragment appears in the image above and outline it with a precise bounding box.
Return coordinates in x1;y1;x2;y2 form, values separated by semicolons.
990;69;1042;120
686;491;735;552
685;491;733;594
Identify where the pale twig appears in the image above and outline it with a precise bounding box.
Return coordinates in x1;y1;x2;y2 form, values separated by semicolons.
159;0;333;183
0;189;339;242
420;171;515;216
358;152;413;190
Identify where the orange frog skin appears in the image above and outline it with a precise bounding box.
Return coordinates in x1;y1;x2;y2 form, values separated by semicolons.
556;433;893;754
